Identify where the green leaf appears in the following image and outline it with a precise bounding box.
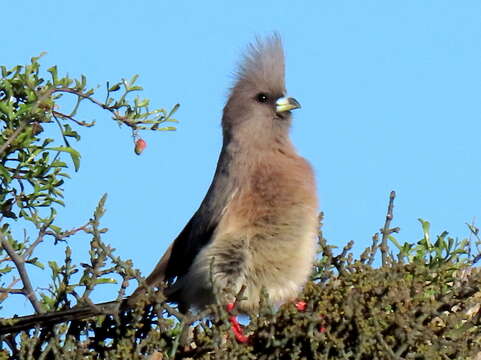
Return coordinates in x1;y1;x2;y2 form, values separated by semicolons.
62;124;81;141
418;218;431;246
48;260;59;275
0;165;12;183
80;74;87;88
158;126;177;131
165;103;180;121
95;278;117;284
128;85;143;92
29;259;45;270
134;97;149;107
108;83;121;92
388;235;402;249
31;52;47;63
47;65;58;84
0;101;13;118
129;74;139;85
49;224;62;233
467;223;479;236
0;265;13;274
47;146;81;171
51;160;68;168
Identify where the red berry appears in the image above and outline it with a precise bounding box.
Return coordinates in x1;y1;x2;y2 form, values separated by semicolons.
295;301;307;311
134;138;147;155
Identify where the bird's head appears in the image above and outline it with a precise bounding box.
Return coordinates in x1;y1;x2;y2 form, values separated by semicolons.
222;34;301;146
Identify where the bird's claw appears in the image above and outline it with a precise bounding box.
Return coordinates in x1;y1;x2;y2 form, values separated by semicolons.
226;303;250;344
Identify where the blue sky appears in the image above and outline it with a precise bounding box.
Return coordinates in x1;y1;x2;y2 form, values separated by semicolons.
3;1;481;316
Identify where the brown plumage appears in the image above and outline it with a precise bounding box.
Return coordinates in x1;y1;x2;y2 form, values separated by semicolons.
130;35;318;313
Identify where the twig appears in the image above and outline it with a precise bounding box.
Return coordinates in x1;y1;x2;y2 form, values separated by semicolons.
25;223;89;262
0;288;23;294
0;232;42;314
0;278;22;299
23;223;51;260
172;316;189;356
51;88;111;111
45;224;89;245
50;88;137;128
52;110;95;127
380;191;397;267
376;333;401;360
368;233;379;266
232;285;247;311
0;122;28;156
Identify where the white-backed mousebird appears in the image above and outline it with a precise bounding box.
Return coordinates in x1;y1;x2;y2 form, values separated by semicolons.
130;34;318;340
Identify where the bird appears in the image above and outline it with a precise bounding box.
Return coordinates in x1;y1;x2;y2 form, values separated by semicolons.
130;34;319;330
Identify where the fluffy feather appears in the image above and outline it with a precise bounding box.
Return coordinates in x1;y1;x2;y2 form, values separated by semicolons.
235;34;285;96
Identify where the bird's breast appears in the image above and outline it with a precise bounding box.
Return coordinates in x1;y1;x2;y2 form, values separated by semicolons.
212;154;319;308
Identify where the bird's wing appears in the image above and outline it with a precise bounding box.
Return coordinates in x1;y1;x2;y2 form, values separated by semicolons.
146;147;237;287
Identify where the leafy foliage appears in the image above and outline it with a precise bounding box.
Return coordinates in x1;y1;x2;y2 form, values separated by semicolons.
0;54;178;314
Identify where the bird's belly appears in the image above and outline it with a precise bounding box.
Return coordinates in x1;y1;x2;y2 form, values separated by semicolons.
178;219;318;313
241;227;318;311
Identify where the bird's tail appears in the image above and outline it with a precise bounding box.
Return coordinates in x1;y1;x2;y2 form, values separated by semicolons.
127;242;174;305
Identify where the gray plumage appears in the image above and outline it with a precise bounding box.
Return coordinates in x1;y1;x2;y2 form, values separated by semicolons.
130;35;318;313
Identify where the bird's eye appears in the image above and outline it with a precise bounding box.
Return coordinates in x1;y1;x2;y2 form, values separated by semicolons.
256;93;269;103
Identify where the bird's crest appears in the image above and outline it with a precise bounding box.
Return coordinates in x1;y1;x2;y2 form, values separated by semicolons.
235;34;286;95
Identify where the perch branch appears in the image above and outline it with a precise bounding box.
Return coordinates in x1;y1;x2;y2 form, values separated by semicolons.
0;300;121;335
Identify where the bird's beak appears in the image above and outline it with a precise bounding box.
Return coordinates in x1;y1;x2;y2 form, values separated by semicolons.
276;97;301;113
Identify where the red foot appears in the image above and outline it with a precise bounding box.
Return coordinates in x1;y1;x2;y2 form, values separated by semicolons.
226;303;250;344
229;315;250;343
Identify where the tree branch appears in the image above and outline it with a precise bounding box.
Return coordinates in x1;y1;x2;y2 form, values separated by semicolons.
0;288;23;294
51;110;95;127
0;278;22;301
0;295;186;335
50;88;136;128
0;300;121;335
380;191;399;267
0;232;42;314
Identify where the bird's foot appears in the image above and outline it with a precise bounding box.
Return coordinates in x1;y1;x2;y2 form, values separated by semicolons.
226;303;250;344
